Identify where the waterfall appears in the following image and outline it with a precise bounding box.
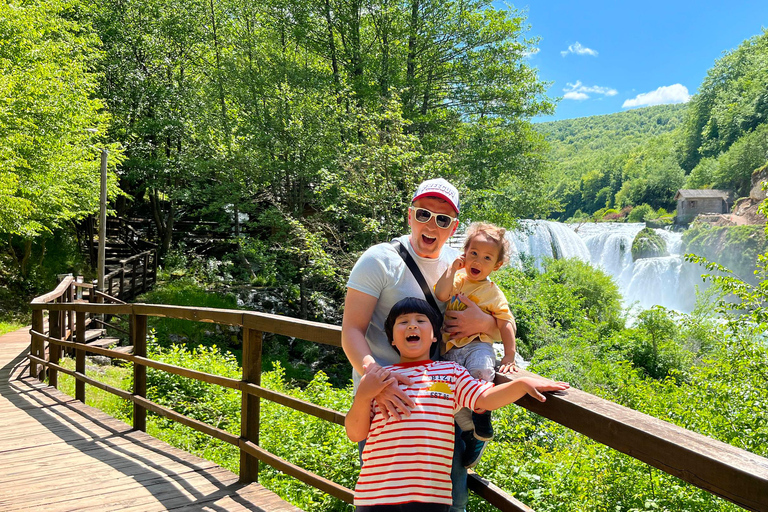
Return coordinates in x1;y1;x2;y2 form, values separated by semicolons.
508;220;590;270
508;221;694;312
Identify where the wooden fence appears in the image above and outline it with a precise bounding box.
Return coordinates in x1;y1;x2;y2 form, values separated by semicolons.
28;280;768;511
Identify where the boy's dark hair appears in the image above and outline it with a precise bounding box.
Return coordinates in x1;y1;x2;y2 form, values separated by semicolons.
384;297;443;353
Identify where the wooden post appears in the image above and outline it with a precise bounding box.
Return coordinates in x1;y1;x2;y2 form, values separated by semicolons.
66;283;74;343
75;311;86;402
97;149;108;293
30;310;44;379
142;253;149;293
131;259;137;299
240;327;263;483
152;250;158;285
48;308;62;388
119;264;125;300
132;314;147;431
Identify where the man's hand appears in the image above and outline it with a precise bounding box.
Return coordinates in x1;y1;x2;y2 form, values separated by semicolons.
357;364;396;401
365;363;415;421
443;293;497;339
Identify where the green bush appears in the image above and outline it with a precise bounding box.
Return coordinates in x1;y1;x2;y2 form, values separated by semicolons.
627;203;655;222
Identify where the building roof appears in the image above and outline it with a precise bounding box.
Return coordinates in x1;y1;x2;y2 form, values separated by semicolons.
674;189;730;200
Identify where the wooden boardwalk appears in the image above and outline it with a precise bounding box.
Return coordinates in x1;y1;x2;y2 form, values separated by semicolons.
0;327;301;512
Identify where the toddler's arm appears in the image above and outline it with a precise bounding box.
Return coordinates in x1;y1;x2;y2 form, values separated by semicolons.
345;365;396;442
474;376;569;412
434;255;464;302
498;320;517;372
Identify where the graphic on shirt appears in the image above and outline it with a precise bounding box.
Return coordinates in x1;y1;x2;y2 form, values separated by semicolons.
427;381;452;395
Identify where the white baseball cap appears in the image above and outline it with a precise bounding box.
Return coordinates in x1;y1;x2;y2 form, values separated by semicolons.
411;178;460;214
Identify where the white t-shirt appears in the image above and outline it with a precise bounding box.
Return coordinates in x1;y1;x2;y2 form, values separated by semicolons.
346;235;459;388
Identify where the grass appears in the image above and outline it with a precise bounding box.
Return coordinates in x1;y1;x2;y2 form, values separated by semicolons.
54;357;132;421
0;319;26;337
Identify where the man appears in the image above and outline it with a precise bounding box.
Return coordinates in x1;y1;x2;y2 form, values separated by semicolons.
341;178;497;512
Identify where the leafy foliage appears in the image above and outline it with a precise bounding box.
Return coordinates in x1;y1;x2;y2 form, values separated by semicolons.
678;29;768;172
0;0;121;276
538;105;688;219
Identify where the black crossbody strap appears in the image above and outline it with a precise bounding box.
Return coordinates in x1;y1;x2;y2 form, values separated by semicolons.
391;240;441;314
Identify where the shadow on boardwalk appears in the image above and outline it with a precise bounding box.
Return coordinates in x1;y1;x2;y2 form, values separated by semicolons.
0;327;300;512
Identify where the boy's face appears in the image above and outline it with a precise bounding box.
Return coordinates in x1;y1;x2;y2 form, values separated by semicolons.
408;197;458;259
391;312;437;362
464;234;503;282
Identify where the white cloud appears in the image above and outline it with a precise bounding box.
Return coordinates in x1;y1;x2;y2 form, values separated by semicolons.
564;91;589;101
561;42;598;57
622;84;691;108
563;80;617;100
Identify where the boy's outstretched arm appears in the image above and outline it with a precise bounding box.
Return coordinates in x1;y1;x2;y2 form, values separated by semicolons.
345;365;396;442
474;376;569;412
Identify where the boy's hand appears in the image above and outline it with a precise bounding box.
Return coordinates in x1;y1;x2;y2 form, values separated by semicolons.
363;363;415;420
499;354;518;373
521;377;569;402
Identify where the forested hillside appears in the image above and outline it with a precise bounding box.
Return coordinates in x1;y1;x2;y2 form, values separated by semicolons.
540;29;768;221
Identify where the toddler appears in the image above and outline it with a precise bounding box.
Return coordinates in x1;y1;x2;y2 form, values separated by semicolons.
434;222;516;466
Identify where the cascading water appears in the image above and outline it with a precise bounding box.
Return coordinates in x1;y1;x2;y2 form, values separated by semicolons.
508;221;696;312
508;220;591;270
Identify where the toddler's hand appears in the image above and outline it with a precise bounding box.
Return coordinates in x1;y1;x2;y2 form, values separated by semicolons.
452;255;465;272
499;354;518;373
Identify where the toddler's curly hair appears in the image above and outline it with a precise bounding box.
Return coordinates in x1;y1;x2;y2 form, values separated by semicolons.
463;222;510;265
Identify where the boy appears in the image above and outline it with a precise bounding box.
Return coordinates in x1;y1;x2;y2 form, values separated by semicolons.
434;222;516;463
345;297;569;510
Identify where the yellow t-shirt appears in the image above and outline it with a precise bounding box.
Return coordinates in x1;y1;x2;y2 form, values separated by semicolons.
441;270;516;352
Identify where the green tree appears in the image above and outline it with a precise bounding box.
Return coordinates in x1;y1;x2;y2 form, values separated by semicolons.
0;0;117;276
678;29;768;172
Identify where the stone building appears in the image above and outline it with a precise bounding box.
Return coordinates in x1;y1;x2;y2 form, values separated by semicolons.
674;189;732;224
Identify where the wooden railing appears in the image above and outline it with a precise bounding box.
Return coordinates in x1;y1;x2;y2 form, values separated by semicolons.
103;249;157;301
27;288;768;511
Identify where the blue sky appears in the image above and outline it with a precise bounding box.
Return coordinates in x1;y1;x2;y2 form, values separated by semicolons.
512;1;768;121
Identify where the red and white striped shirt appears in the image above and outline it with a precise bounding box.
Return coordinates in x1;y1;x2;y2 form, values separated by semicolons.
355;359;494;506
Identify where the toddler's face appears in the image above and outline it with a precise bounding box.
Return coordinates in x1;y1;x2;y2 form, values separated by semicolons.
463;234;502;281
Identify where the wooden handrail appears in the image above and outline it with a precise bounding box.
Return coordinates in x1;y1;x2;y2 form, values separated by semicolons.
31;275;74;303
25;300;768;512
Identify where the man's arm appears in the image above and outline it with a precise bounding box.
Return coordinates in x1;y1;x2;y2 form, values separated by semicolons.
341;288;415;419
341;288;380;376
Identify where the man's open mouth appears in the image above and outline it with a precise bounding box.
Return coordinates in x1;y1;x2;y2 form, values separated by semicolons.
422;234;436;244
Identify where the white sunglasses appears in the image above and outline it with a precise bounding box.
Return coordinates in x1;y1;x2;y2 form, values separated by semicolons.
410;207;456;229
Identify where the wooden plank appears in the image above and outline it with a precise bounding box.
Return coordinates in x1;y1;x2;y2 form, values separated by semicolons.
498;370;768;512
31;276;74;304
32;302;133;315
133;303;245;326
243;311;342;346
